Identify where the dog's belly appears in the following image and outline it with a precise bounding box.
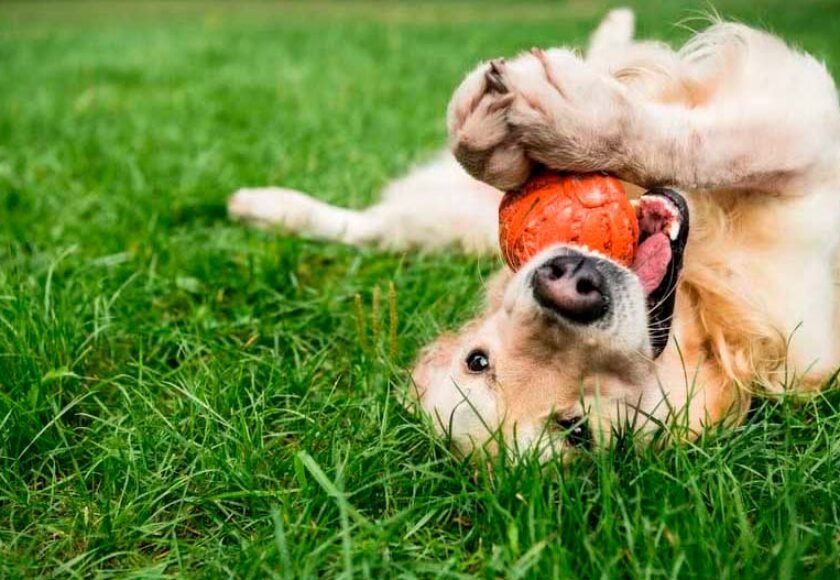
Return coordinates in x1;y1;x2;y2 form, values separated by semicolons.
724;191;840;378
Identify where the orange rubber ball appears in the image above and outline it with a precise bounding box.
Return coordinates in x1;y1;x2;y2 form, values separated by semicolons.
499;171;638;271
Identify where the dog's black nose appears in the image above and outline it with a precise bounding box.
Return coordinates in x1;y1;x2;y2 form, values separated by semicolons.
533;255;609;323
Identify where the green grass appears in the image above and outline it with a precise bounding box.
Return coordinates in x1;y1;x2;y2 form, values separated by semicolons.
1;0;839;576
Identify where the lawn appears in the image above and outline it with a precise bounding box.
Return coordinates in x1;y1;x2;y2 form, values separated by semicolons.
1;0;839;576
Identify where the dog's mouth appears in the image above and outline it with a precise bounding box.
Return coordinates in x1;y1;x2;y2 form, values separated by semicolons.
631;188;690;358
522;187;689;358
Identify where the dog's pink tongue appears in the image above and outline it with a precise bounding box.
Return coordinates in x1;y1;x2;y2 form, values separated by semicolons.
632;233;672;295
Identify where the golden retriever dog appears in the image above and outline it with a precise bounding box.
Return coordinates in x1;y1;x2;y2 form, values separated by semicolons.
229;9;840;458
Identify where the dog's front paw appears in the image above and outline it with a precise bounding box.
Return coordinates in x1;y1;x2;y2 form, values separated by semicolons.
447;61;533;191
502;48;630;174
228;187;314;231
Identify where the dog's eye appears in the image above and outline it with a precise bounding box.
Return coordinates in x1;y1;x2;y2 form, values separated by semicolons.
465;349;490;373
553;416;591;448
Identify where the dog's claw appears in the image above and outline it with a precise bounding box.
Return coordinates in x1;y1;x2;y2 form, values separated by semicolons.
486;59;508;93
489;58;505;74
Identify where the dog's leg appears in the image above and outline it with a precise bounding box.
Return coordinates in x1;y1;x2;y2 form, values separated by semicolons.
228;155;502;254
612;48;840;193
451;24;840;194
586;8;635;64
228;187;386;245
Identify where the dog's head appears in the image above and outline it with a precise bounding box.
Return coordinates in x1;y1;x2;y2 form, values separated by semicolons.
411;189;689;459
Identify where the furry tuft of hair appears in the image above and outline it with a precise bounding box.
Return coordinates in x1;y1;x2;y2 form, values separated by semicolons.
679;194;788;394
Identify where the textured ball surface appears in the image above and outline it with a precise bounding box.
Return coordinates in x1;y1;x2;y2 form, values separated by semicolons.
499;172;638;271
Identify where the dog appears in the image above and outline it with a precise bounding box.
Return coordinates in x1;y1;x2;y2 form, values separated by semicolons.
229;9;840;459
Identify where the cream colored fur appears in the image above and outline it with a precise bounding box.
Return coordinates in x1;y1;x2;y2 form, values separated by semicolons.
229;10;840;458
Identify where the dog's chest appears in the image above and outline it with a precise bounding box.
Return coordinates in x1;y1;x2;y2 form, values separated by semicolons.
707;189;840;370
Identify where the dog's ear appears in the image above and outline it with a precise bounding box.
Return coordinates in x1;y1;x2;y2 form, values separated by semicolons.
410;332;459;403
484;268;513;312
